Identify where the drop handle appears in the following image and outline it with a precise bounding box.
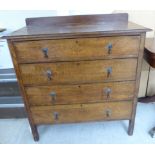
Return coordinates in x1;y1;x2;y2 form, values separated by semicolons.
42;48;48;58
46;70;53;80
107;43;112;54
49;91;56;103
105;109;112;117
104;88;112;98
106;67;112;78
53;112;59;121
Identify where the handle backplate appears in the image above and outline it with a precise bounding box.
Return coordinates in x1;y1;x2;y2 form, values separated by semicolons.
106;67;112;78
107;43;113;54
46;70;52;80
105;109;112;117
53;112;59;121
50;91;56;103
104;88;112;98
42;48;48;58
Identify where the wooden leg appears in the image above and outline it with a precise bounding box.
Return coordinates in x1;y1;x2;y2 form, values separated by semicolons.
30;124;39;141
128;119;134;136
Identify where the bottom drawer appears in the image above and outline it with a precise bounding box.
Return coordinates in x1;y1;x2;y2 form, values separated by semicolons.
30;101;133;124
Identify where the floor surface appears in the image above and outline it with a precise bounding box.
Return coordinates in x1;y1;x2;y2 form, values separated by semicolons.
0;103;155;144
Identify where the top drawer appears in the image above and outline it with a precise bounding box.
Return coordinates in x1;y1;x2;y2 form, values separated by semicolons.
13;36;140;63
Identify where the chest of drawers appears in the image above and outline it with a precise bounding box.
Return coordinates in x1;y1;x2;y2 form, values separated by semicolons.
4;13;150;141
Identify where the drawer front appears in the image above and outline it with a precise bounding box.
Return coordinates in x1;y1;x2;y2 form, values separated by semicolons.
26;81;135;106
14;36;140;63
20;59;137;85
30;101;132;124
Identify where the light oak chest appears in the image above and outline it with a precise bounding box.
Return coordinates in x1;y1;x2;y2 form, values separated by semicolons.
4;13;150;141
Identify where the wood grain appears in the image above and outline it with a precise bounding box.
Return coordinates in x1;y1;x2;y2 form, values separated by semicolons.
3;14;150;40
20;59;137;85
26;13;128;26
7;40;39;141
128;33;146;135
30;101;133;124
26;81;135;106
5;14;149;141
14;36;140;63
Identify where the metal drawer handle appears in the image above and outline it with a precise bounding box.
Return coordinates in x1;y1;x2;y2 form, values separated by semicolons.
105;109;112;117
50;91;56;103
106;67;112;78
42;48;48;58
46;70;52;80
53;112;59;121
107;43;112;54
104;88;112;98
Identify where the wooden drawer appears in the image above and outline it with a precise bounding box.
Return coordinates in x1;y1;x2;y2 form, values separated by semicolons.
26;81;135;106
20;59;137;85
14;36;140;63
30;101;132;124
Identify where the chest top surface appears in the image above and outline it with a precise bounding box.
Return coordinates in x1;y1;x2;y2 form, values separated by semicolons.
3;13;151;39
